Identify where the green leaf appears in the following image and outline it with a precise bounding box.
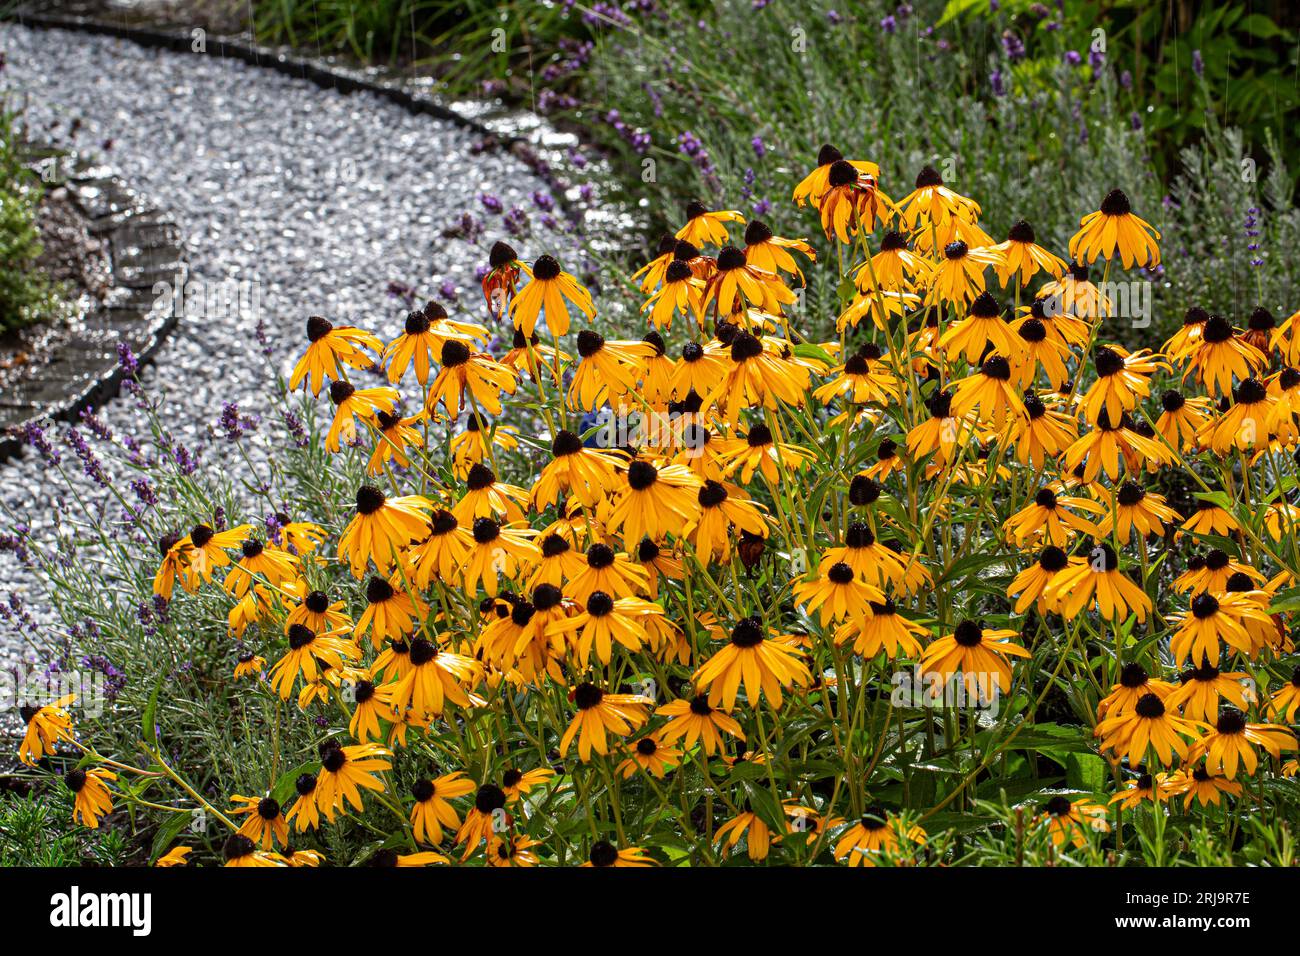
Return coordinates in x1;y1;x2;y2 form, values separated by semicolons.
149;809;195;864
271;761;320;806
141;677;163;746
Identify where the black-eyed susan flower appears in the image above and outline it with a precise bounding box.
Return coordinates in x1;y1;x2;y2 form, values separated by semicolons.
1155;389;1212;451
337;484;433;577
1109;772;1175;809
939;291;1017;364
1063;410;1171;483
715;421;814;486
288;590;348;643
1038;261;1112;322
1097;481;1180;543
230;793;290;849
1166;664;1251;722
715;807;775;861
290;315;380;394
918;619;1029;696
950;354;1026;428
426;340;518;418
817;160;893;243
655;694;745;756
584;840;654;867
1167;591;1272;667
833;597;927;660
1068;188;1161;268
670;341;729;403
1036;795;1109;847
1093;692;1201;767
233;651;265;680
568;330;653;412
500;766;555;802
1169;766;1242;808
856;230;933;292
606;458;703;544
813;343;902;407
744;219;814;284
348;677;397;742
222;833;285;867
676;199;744;246
326;380;398;453
508;254;596;338
1200;377;1276;453
268;624;358;700
837;288;921;333
223;536;299;597
452;463;529;526
1003;486;1102;547
366;409;425;476
17;693;75;766
481;240;521;316
991;219;1066;285
369;849;448;867
384;302;487;386
284;773;324;831
530;429;626;511
451;413;519;479
706;332;811;425
487;833;542;867
643;259;704;331
686;479;768;560
410;770;475;845
632;232;680;292
1079;346;1165;426
793;144;877;207
176;522;249;586
833;807;926;867
1007;391;1077;470
154;846;192;867
387;637;481;717
65;767;115;828
930;240;1005;308
1007;545;1081;615
1097;662;1176;719
314;740;392;817
1178;498;1240;539
693;616;811;711
1164;305;1209;357
699;245;796;320
897;165;979;229
558;682;652;762
1268;666;1300;723
567;542;649;603
404;510;474;589
617;735;681;779
1043;543;1152;623
549;590;662;667
793;561;886;626
1173;312;1267;398
1190;707;1297;779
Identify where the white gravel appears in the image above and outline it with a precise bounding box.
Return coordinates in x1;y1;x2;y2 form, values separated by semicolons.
0;23;587;683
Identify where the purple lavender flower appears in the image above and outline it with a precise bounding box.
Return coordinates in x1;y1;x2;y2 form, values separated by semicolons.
116;341;139;375
22;422;61;465
1192;49;1204;76
218;402;258;441
64;427;108;487
880;14;897;33
1064;50;1082;66
130;477;158;508
751;136;767;159
478;193;504;214
990;70;1006;96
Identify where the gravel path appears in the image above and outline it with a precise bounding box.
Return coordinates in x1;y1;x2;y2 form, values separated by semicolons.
0;23;581;682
